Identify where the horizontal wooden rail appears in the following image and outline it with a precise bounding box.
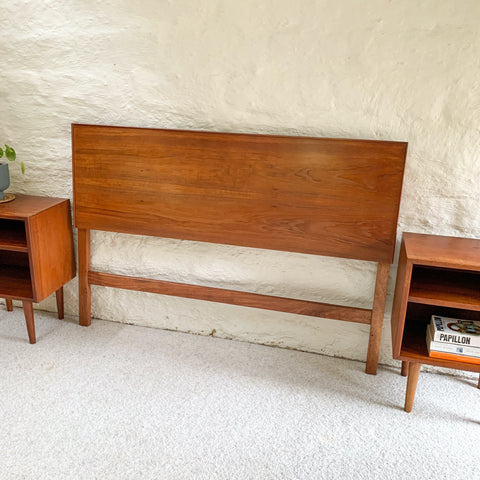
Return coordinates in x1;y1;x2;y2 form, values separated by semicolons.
89;271;372;325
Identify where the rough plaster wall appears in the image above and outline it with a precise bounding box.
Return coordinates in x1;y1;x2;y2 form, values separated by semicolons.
1;1;479;366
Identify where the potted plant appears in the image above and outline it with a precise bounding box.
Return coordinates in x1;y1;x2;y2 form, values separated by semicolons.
0;144;25;200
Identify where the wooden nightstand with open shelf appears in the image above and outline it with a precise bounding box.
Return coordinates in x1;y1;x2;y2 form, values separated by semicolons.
0;194;75;343
391;232;480;412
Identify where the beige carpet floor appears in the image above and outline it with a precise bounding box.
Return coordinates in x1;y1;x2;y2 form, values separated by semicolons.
1;307;479;479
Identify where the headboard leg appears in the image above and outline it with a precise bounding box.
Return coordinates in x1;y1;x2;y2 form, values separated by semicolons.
365;262;390;375
78;228;92;326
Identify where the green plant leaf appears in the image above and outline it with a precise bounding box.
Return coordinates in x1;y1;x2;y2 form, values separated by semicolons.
5;144;16;161
21;161;25;174
0;148;3;158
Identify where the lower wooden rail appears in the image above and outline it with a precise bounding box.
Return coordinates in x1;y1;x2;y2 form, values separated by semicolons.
89;270;373;324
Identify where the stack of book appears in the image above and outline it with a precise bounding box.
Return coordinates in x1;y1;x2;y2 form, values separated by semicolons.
426;315;480;364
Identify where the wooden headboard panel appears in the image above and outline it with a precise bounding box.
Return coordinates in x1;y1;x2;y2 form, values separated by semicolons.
72;124;407;263
72;124;407;375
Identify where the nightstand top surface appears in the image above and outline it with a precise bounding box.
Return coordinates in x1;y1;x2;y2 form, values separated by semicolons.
403;232;480;270
0;194;69;220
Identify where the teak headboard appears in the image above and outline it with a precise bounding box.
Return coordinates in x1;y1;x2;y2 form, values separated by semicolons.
72;124;407;374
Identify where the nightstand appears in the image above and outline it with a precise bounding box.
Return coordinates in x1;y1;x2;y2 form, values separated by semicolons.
391;232;480;412
0;194;75;343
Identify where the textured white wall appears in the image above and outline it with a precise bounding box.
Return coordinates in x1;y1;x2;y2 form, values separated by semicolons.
1;1;479;366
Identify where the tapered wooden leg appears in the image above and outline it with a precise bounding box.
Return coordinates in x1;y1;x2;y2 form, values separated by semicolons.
55;287;64;319
404;362;421;412
401;361;409;377
22;301;36;344
365;262;390;375
78;228;92;326
5;298;13;311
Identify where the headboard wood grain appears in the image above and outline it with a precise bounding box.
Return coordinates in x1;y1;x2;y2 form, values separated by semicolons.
72;124;407;374
72;124;406;263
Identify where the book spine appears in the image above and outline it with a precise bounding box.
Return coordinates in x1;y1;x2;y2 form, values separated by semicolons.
430;316;480;347
428;338;480;358
428;350;480;365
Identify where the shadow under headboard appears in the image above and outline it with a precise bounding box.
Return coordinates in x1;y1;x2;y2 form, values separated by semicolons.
72;123;407;374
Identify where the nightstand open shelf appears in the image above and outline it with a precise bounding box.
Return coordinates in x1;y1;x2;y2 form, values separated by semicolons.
0;264;33;300
409;266;480;310
400;304;480;372
391;233;480;412
0;219;28;252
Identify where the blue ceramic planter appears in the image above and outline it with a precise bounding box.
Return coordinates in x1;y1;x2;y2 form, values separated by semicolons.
0;162;10;200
